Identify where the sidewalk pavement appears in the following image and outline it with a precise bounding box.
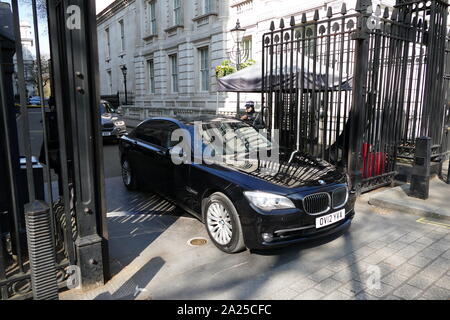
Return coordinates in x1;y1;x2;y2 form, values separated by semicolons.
369;177;450;222
59;176;450;300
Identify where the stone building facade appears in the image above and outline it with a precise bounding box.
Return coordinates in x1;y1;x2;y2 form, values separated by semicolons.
97;0;396;120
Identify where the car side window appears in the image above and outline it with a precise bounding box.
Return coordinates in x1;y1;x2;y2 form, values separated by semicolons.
135;120;180;149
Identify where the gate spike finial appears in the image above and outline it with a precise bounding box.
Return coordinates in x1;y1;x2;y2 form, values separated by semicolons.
391;8;398;21
404;12;411;24
280;18;285;29
341;3;347;15
302;13;307;23
270;21;275;31
313;9;319;21
355;0;372;13
290;16;295;27
383;7;390;19
375;4;381;17
327;7;333;18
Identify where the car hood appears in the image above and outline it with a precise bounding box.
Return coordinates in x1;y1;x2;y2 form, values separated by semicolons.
204;152;346;195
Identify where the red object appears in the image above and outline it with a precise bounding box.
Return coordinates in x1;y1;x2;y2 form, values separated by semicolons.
361;144;386;179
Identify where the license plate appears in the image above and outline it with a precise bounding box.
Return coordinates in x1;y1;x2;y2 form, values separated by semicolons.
102;132;111;137
316;209;345;229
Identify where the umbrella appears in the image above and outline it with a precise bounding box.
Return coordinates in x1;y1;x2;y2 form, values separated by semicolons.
217;58;352;93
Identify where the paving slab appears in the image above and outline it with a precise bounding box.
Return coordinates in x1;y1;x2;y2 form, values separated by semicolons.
368;178;450;221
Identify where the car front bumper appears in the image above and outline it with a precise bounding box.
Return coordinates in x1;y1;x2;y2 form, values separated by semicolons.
102;126;127;138
234;193;356;250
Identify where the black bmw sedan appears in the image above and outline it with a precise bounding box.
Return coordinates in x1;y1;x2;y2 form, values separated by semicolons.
119;116;356;253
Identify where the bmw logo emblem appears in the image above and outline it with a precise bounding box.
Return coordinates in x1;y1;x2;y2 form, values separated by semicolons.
319;180;326;185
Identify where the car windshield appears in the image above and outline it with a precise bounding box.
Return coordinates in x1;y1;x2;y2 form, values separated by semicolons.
200;120;272;155
99;102;113;115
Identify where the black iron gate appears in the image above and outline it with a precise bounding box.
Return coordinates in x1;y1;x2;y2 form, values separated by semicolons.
262;0;450;192
0;0;109;300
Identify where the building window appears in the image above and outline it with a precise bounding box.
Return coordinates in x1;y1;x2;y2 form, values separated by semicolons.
107;70;112;94
173;0;181;25
148;1;157;35
119;19;125;52
243;36;252;59
203;0;213;14
105;27;111;58
199;47;209;92
169;54;178;93
147;59;155;93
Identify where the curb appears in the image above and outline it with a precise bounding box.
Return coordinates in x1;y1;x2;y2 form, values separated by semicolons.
368;194;450;222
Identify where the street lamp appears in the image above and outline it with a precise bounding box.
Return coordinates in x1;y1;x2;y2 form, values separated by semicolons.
120;65;128;105
228;19;249;117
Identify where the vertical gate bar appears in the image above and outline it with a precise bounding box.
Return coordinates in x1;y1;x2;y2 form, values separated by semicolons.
31;0;57;260
404;13;419;144
71;0;108;288
289;17;296;152
329;9;337;160
0;38;24;273
11;0;36;205
322;9;332;160
411;18;425;142
310;10;319;156
335;4;347;165
261;27;265;126
0;214;8;299
47;0;76;265
393;12;411;173
299;14;306;152
348;0;372;192
269;21;275;133
420;1;437;137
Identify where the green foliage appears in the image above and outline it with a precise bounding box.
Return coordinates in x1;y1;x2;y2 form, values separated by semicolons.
215;59;257;78
215;60;236;78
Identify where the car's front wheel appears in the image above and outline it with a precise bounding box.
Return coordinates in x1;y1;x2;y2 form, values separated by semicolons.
121;159;138;190
204;192;246;254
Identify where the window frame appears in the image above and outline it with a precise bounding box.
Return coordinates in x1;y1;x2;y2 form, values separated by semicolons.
105;27;111;58
148;1;157;35
203;0;213;14
242;36;252;60
119;19;125;52
147;59;155;94
199;47;210;92
173;0;182;26
169;54;179;93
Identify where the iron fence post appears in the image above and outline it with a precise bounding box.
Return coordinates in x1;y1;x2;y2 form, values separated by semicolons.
47;0;109;289
348;0;372;193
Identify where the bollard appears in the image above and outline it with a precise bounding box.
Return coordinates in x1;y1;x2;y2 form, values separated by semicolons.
25;200;59;300
410;137;432;200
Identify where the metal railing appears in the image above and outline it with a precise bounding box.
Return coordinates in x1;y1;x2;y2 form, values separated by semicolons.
261;0;450;192
0;0;109;300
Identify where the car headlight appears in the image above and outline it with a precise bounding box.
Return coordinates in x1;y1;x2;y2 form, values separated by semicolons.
114;121;125;127
244;191;296;211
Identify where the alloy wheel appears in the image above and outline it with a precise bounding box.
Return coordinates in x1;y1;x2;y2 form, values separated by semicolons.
206;201;233;245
